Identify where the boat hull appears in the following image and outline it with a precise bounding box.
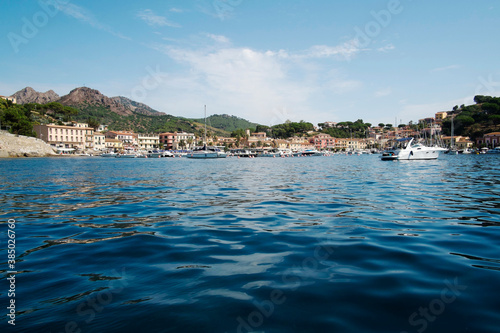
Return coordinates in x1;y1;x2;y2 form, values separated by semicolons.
381;138;446;161
187;152;227;159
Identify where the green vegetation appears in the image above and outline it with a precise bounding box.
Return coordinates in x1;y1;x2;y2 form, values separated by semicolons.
319;119;372;138
1;100;80;136
0;99;36;136
3;91;499;144
442;95;500;140
192;114;259;133
73;103;200;134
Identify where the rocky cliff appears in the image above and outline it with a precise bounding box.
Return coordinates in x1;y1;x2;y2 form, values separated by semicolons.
111;96;164;116
12;87;60;104
0;131;57;157
58;87;133;116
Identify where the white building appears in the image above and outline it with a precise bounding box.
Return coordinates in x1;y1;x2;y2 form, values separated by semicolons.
137;134;159;150
93;132;106;151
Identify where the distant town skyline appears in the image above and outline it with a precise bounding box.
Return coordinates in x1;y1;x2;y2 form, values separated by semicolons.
2;0;500;127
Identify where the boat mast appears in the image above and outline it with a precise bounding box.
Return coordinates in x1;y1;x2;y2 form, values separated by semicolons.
451;114;454;149
204;105;207;146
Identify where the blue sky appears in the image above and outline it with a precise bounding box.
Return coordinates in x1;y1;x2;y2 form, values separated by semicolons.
2;0;500;126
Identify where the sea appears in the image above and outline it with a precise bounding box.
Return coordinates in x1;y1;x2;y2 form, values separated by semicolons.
1;154;499;333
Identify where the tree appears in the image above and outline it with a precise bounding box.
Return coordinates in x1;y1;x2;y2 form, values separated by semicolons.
489;114;500;125
482;103;500;114
453;105;458;111
0;107;36;137
378;123;385;127
87;117;100;130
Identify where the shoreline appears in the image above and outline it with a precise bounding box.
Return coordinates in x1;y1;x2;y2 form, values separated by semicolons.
0;130;57;158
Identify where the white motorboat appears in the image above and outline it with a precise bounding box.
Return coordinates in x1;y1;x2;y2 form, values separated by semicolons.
293;149;323;157
258;148;289;157
101;151;117;157
229;149;256;158
116;153;137;158
381;138;447;161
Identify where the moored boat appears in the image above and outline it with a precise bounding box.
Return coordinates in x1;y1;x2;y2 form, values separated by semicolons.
186;106;227;159
381;138;446;161
486;147;500;154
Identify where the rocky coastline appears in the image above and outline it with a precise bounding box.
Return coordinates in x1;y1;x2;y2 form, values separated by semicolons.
0;130;57;158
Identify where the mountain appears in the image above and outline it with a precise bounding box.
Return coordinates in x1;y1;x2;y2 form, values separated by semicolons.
111;96;164;116
58;87;132;116
54;87;201;134
12;87;59;104
192;114;260;133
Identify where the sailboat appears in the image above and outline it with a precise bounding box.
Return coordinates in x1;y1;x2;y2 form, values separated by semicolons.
448;115;458;155
186;106;227;159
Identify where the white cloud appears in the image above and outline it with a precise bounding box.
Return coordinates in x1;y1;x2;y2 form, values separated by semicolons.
430;64;460;73
145;37;364;124
137;9;181;28
57;3;130;40
170;8;184;13
204;33;230;44
297;38;363;61
377;44;395;52
374;87;392;97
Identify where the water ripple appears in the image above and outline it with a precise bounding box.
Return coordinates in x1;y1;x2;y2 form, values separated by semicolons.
1;155;499;332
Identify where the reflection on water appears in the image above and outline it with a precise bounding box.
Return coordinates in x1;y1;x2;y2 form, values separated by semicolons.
1;155;499;332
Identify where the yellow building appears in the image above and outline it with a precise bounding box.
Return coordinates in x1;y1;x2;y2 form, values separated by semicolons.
34;124;94;150
105;138;123;150
435;111;448;123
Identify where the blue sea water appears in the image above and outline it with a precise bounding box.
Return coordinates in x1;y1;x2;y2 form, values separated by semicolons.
1;154;499;333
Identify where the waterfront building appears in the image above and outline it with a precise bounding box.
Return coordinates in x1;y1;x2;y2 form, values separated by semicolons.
159;132;195;150
175;132;195;149
310;133;335;150
334;138;367;151
273;139;290;149
217;137;237;147
93;132;106;151
455;137;474;150
159;133;175;149
289;137;308;151
476;132;500;148
105;138;123;150
137;134;159;150
105;131;137;148
33;124;94;150
247;132;268;147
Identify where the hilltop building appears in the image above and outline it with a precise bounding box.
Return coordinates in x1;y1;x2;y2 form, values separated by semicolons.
0;95;17;104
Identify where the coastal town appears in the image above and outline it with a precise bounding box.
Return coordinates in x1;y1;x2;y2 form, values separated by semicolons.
1;93;500;157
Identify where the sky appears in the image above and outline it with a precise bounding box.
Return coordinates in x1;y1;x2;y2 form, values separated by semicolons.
1;0;500;126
